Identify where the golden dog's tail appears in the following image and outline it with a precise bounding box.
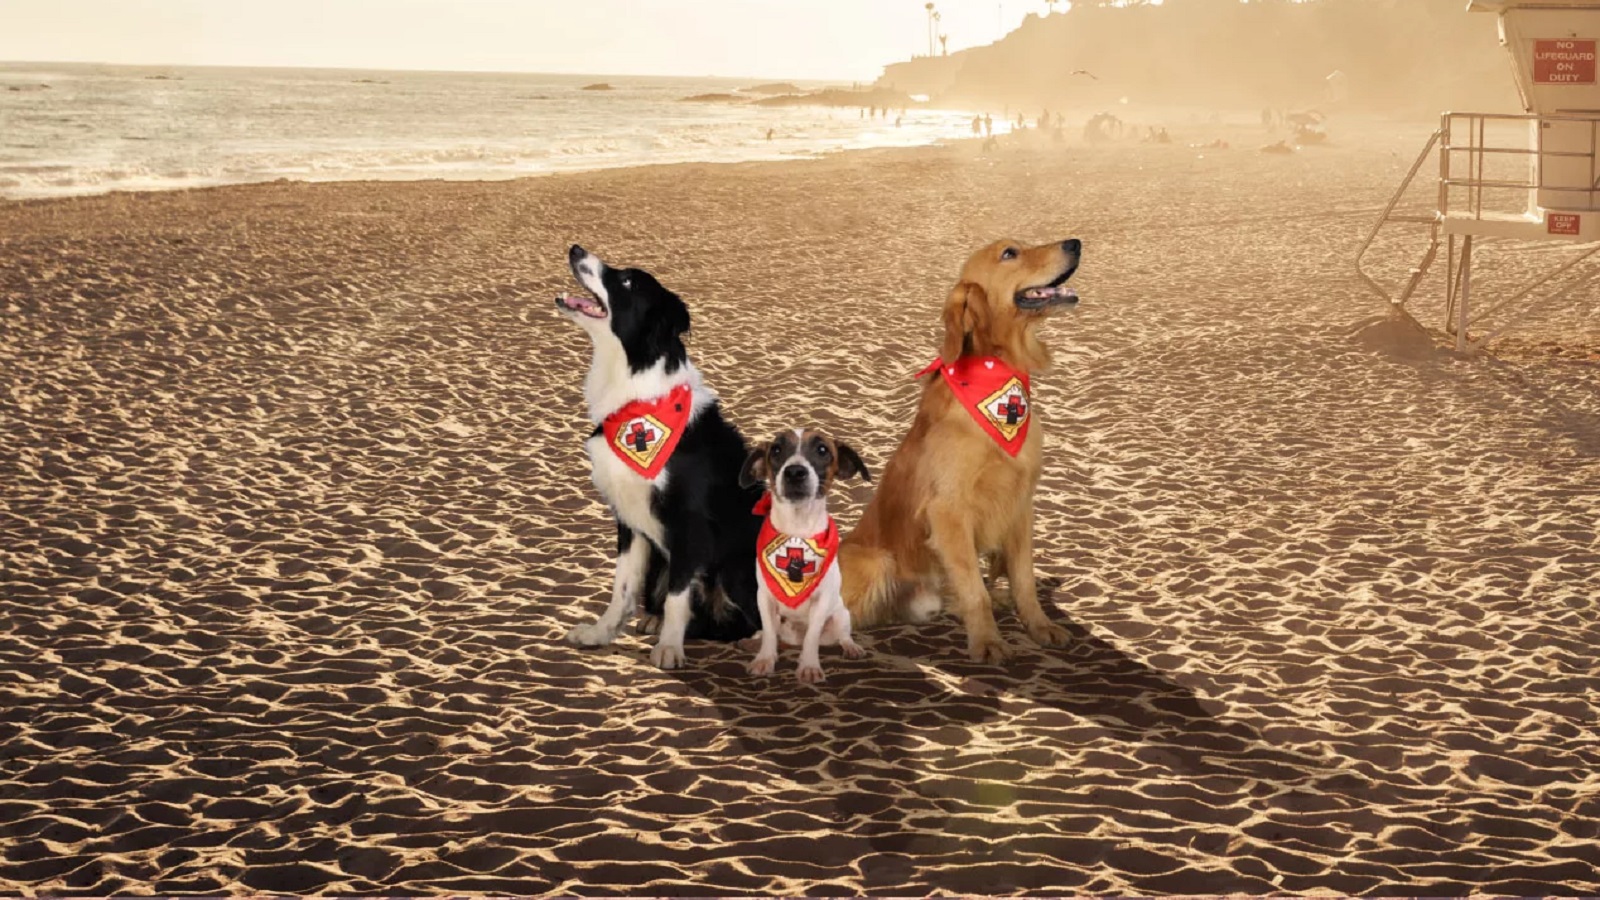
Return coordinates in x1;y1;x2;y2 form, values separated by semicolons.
839;538;900;628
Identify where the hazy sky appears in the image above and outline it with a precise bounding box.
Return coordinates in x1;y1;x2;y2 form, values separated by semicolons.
0;0;1042;81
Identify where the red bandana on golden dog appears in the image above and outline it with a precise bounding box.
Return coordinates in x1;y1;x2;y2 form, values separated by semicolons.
916;355;1032;457
600;383;692;479
753;493;840;609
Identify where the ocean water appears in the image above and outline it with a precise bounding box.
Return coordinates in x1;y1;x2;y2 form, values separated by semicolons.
0;63;977;200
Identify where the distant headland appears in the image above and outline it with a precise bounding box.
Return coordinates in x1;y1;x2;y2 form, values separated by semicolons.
873;2;1520;115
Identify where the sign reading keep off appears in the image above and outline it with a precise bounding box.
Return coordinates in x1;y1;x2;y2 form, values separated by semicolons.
1533;39;1597;85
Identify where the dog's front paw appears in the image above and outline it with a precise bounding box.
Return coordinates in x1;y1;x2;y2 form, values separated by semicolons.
796;661;826;684
1025;619;1070;648
967;632;1016;664
650;642;687;670
635;614;662;636
840;639;867;660
566;621;615;647
748;653;777;676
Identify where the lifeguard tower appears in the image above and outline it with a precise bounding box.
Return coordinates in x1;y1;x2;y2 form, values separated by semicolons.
1356;0;1600;352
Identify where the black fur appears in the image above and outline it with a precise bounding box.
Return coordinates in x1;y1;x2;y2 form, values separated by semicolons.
569;246;762;643
635;401;763;641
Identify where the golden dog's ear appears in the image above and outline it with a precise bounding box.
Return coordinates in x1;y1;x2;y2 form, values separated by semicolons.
941;281;988;362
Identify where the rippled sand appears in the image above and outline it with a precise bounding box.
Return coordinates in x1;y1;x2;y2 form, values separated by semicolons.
3;120;1599;894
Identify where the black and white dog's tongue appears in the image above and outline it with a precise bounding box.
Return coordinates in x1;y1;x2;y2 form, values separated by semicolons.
557;291;606;318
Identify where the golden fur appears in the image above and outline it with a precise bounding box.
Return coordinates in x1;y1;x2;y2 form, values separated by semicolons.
840;238;1081;663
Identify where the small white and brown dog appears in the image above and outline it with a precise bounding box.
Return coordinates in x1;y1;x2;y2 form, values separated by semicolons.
738;429;872;683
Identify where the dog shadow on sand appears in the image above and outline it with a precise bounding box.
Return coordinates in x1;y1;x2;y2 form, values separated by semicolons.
667;577;1357;894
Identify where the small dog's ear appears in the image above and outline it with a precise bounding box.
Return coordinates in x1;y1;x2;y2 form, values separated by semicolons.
739;447;769;489
835;442;871;483
941;281;987;362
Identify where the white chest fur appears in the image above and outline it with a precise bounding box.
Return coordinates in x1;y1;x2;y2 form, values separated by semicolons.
765;563;841;620
580;332;719;554
586;432;667;549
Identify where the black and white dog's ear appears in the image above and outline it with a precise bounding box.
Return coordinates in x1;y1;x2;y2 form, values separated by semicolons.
649;284;692;345
836;443;871;483
663;289;691;338
739;448;770;489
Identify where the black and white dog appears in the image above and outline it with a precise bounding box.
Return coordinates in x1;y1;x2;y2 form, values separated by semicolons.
555;245;762;668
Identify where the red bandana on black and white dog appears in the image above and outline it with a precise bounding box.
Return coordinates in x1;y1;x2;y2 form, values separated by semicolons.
916;355;1031;457
600;383;692;479
753;493;840;609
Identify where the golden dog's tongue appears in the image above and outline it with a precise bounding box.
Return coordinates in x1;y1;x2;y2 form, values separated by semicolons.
1024;285;1079;302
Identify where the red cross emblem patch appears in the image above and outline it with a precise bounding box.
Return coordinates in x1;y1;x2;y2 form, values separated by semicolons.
915;356;1032;457
613;414;670;469
759;533;831;608
981;378;1029;442
753;493;840;609
600;383;692;478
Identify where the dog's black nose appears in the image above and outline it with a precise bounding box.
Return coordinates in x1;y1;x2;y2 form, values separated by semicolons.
569;244;586;262
1062;239;1082;254
781;464;808;483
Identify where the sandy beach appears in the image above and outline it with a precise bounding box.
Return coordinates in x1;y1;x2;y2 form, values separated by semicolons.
3;120;1599;894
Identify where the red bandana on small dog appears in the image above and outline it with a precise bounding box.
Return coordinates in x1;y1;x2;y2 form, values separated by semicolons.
916;356;1032;457
753;493;840;610
601;384;692;479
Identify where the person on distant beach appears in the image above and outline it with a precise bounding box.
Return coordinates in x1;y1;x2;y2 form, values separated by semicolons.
983;113;993;136
766;128;774;141
971;115;982;136
895;115;902;128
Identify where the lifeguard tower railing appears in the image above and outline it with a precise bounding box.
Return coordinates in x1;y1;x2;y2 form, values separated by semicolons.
1356;110;1600;352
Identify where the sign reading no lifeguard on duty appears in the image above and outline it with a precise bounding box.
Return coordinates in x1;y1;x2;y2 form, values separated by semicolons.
1533;39;1597;85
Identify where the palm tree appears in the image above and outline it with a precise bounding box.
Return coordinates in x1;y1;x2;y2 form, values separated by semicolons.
939;33;949;56
933;12;943;55
925;2;937;57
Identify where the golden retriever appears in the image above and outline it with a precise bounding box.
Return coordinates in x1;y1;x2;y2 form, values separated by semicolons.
840;238;1082;662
